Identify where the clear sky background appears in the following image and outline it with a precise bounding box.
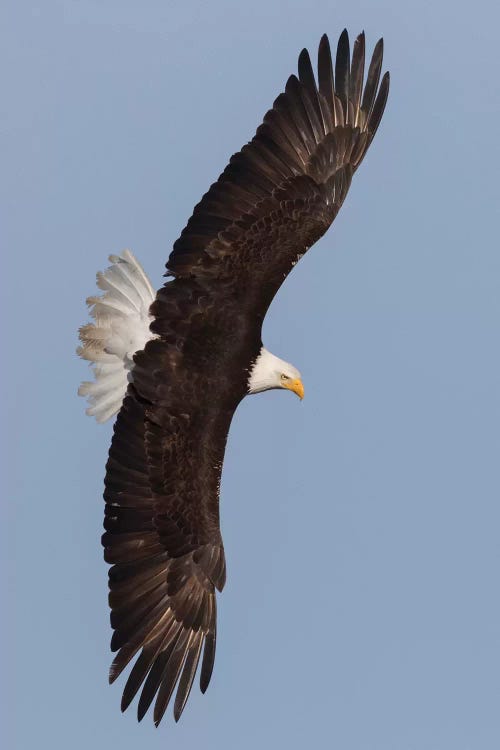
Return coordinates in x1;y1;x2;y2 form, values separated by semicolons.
3;1;500;748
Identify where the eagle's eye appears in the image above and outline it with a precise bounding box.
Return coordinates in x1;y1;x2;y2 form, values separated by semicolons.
281;373;289;381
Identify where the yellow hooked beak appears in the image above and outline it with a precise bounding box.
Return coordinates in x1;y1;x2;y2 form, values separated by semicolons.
283;378;304;400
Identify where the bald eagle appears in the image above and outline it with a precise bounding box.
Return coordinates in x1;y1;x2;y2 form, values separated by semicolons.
78;30;389;725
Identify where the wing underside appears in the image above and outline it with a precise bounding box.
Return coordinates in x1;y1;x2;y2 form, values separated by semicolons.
104;394;227;724
165;29;389;306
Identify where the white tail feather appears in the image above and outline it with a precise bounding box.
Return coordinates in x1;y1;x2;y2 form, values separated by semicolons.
77;250;157;423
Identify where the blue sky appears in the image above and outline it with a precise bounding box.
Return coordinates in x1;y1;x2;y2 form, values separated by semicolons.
3;1;500;748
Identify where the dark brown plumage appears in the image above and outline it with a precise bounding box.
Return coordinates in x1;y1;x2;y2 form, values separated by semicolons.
102;29;389;724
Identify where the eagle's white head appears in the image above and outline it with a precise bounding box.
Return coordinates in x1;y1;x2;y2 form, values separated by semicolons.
247;347;304;399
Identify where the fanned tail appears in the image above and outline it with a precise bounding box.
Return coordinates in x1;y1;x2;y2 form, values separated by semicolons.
77;250;157;423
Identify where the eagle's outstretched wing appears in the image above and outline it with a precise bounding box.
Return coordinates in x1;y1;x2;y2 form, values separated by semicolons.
104;391;227;725
102;30;389;725
166;30;389;320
